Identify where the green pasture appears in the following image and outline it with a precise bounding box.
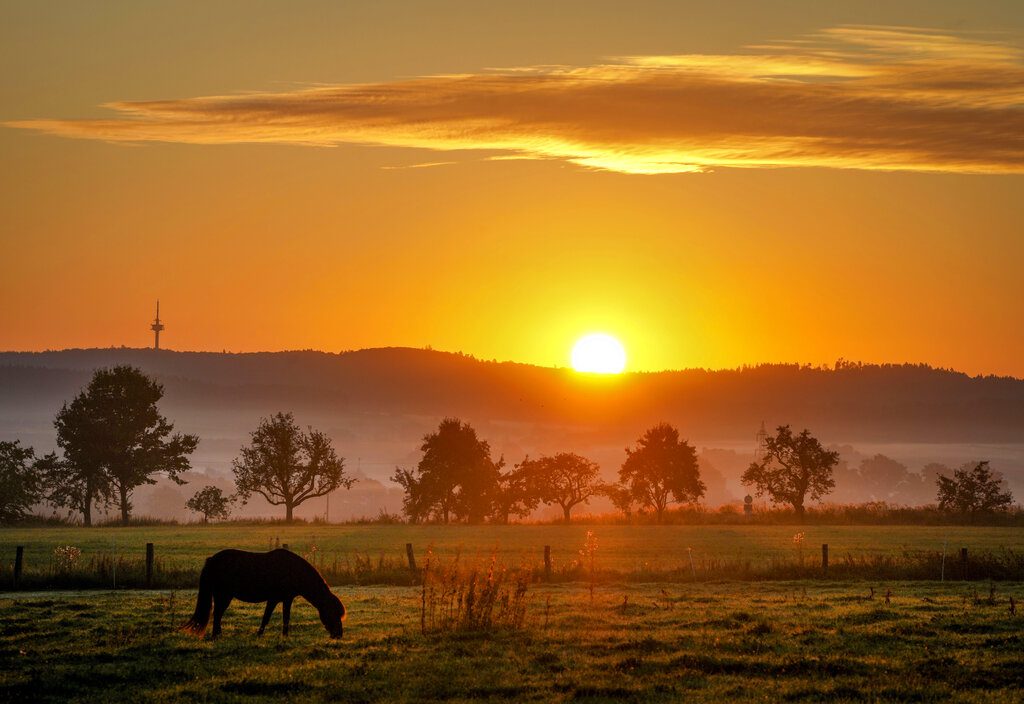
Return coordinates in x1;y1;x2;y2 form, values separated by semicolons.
2;580;1023;702
5;523;1023;571
3;524;1023;589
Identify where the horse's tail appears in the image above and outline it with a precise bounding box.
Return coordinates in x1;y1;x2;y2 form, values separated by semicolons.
180;559;213;635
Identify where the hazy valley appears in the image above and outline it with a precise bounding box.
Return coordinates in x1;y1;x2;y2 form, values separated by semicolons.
3;347;1022;522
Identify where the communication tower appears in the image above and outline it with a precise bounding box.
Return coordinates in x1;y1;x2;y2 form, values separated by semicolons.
754;420;768;461
150;301;164;350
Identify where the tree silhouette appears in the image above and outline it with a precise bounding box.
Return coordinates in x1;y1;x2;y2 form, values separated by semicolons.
516;452;605;522
37;451;107;527
742;425;838;520
391;466;431;524
858;454;913;502
605;482;638;518
49;396;111;527
0;441;47;524
616;423;704;523
936;461;1013;516
186;485;233;523
391;418;502;524
52;366;197;525
232;412;354;522
491;464;540;524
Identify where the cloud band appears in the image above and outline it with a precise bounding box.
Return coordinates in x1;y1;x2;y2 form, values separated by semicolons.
7;26;1023;175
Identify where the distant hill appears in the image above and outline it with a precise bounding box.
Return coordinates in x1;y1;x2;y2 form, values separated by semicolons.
2;347;1022;442
3;348;1023;519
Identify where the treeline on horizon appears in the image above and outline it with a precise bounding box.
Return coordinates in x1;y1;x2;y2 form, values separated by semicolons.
5;347;1021;379
2;365;1018;529
2;347;1023;442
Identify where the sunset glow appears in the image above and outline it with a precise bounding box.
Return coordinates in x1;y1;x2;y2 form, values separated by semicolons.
3;5;1024;699
571;334;627;374
0;4;1021;376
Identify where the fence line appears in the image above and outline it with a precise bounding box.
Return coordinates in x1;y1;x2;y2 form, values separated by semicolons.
5;542;1020;591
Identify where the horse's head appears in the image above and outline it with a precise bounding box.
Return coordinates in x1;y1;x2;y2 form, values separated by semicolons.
319;593;346;639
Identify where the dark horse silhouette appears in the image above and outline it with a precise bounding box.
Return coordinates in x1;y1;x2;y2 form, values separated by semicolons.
181;549;345;638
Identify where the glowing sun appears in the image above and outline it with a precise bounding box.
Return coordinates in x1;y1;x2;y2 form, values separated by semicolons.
571;333;626;374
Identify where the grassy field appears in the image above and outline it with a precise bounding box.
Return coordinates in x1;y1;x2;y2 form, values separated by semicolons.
2;580;1022;702
3;524;1024;588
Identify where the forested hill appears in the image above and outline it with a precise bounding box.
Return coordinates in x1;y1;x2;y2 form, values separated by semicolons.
1;348;1022;443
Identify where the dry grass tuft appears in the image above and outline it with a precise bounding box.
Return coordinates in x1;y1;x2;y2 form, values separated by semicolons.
419;549;529;635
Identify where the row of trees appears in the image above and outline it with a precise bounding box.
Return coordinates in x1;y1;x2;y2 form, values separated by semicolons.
391;419;706;524
0;367;199;525
828;453;960;505
0;365;1015;525
390;418;1013;523
0;366;357;525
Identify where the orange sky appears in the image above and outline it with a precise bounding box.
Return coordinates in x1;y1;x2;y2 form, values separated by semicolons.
1;2;1022;375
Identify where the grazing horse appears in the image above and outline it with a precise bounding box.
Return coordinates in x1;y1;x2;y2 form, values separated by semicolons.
181;549;345;639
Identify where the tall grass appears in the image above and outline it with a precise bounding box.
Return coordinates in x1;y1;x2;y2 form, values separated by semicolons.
0;549;416;590
8;548;1024;589
3;545;1022;591
419;550;530;634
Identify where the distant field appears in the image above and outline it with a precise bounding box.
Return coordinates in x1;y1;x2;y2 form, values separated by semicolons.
3;581;1023;702
3;524;1024;588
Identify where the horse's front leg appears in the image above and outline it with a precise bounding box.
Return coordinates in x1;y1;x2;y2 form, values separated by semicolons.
211;594;232;639
282;598;293;636
257;601;278;636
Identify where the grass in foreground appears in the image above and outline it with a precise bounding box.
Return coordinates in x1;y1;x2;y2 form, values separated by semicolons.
2;581;1023;703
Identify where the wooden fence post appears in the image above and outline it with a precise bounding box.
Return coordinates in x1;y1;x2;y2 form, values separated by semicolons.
406;543;417;572
544;545;552;581
145;543;154;588
961;547;968;581
14;546;24;589
821;544;828;576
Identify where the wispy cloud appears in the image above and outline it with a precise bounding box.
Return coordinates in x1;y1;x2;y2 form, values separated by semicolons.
380;161;458;170
7;26;1023;175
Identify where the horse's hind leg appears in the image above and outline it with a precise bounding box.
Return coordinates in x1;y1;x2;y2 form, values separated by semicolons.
257;601;277;636
282;598;293;636
211;594;232;639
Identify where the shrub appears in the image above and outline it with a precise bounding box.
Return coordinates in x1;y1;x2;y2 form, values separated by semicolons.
53;545;81;572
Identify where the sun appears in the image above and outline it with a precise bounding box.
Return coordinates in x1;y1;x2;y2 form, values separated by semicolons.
571;333;627;374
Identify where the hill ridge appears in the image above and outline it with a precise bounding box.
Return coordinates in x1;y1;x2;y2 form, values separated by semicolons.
1;347;1022;443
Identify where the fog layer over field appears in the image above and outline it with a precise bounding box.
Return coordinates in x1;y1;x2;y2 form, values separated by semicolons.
2;348;1022;521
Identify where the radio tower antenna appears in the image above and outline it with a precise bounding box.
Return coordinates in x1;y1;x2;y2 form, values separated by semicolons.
150;300;165;350
755;420;768;461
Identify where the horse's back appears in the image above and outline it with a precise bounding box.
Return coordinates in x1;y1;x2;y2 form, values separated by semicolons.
204;549;320;602
207;548;264;566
